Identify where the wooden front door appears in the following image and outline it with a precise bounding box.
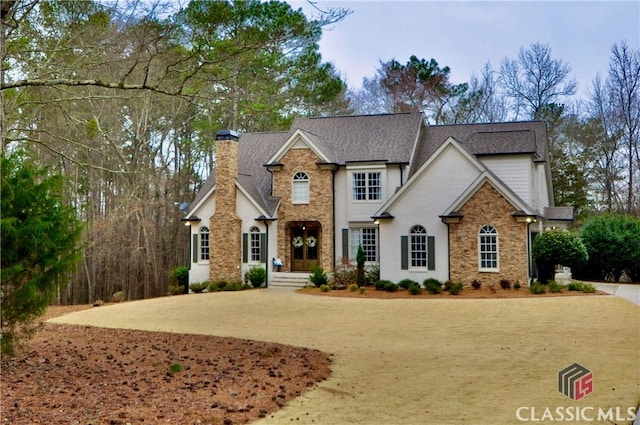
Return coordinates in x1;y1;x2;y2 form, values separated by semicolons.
291;226;319;271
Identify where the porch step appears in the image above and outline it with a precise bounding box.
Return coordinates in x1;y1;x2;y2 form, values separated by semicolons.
270;272;310;288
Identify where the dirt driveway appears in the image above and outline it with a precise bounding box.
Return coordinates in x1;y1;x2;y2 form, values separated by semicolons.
51;288;640;425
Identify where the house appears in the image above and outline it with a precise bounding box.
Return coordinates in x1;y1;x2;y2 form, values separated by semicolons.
183;112;573;287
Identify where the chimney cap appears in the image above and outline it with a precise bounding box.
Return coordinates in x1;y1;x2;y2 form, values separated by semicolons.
216;130;239;141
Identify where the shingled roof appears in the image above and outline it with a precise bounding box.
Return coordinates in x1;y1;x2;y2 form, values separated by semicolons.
187;114;550;218
409;121;548;178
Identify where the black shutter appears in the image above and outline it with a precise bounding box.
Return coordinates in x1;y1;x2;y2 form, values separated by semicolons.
342;228;349;262
192;234;198;263
242;233;248;263
401;236;408;270
428;236;435;270
260;233;267;263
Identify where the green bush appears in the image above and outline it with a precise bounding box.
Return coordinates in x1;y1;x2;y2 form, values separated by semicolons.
408;284;422;295
548;281;564;293
319;284;330;292
423;278;442;294
398;279;419;290
309;265;328;287
356;245;366;286
580;283;596;293
246;266;266;288
348;283;359;292
443;280;454;292
529;282;546;294
383;281;398;292
189;282;209;293
579;214;640;282
170;266;189;294
532;230;588;284
374;279;393;290
208;281;223;292
514;281;522;290
449;282;463;295
567;281;582;291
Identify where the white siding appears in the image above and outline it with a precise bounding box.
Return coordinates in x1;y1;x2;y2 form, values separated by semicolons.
188;196;214;284
480;155;532;205
379;143;482;283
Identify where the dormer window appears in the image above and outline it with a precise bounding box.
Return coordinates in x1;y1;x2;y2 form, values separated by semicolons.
292;172;309;204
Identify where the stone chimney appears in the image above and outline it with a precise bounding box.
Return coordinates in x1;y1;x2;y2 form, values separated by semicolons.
210;130;242;283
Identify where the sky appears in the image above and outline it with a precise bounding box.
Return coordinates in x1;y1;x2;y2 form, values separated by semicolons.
288;0;640;99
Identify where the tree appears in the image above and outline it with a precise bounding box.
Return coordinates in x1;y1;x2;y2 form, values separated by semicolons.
607;41;640;214
578;214;640;282
499;42;577;120
1;151;83;356
531;230;588;284
356;244;365;286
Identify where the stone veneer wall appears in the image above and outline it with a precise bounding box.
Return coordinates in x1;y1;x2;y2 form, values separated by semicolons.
273;147;334;272
210;139;242;282
448;182;529;286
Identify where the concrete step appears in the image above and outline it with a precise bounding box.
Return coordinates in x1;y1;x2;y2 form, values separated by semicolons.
270;272;309;288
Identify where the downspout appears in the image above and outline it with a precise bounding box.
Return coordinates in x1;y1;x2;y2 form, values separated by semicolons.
332;168;336;271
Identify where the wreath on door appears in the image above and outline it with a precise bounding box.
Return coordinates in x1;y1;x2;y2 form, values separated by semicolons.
292;236;304;248
305;236;317;248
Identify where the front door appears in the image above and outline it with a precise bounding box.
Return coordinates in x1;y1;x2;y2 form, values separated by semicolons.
291;226;319;271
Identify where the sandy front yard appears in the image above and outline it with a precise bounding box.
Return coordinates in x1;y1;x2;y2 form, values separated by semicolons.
48;288;639;425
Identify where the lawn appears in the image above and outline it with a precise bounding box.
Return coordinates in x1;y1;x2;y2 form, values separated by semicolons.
50;289;640;425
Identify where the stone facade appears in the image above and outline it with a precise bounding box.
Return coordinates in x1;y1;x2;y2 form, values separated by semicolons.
210;139;242;282
448;182;529;286
272;147;334;272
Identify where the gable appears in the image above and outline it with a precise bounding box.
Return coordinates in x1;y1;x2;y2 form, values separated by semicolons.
267;129;333;165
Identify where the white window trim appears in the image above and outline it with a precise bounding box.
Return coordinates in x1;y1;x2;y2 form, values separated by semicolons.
349;226;378;263
292;171;310;204
249;226;261;263
199;226;210;263
351;171;382;202
478;225;499;272
409;225;428;270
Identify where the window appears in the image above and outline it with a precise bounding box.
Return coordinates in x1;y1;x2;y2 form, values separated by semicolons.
199;226;210;261
350;227;378;262
249;226;261;262
410;225;427;268
352;172;381;201
292;172;309;203
479;225;498;271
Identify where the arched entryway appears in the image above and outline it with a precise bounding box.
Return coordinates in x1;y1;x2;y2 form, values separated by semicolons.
289;221;321;272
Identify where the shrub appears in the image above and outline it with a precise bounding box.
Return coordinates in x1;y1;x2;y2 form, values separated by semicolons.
359;287;366;294
580;283;596;293
471;279;482;290
208;281;223;292
365;263;380;286
356;245;366;286
567;281;582;291
532;230;588;284
449;282;463;295
375;280;393;290
423;278;442;294
189;282;208;293
348;283;359;292
408;284;422;295
334;266;357;287
529;282;546;294
548;281;564;293
514;281;521;290
499;279;511;290
319;284;330;292
383;281;398;292
167;285;183;296
309;265;328;287
443;280;454;292
398;279;419;290
246;266;266;288
223;281;245;291
170;266;189;294
579;214;640;282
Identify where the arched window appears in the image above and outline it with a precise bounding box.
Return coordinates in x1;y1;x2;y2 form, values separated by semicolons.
478;225;498;271
249;226;261;262
410;225;427;268
200;226;210;261
292;172;309;204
